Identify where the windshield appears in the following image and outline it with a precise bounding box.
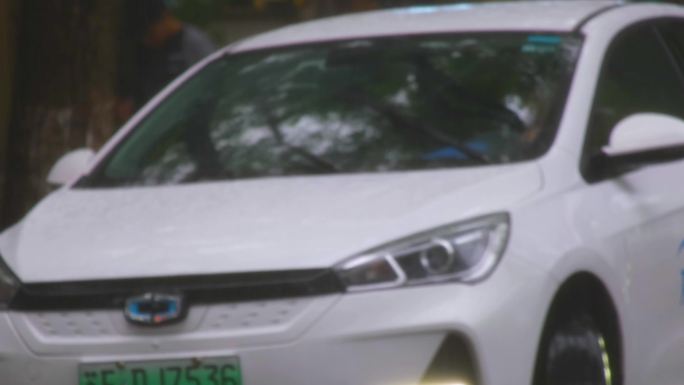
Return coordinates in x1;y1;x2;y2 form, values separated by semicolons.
80;33;581;187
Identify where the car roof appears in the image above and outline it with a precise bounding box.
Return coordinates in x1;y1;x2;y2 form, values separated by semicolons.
231;0;624;52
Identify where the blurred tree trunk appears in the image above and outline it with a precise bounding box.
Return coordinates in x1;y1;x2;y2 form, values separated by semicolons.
0;0;18;228
3;0;124;228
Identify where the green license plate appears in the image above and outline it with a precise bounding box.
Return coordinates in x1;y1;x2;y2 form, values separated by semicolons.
78;356;242;385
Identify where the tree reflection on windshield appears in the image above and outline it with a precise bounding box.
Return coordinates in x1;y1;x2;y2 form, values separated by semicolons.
81;33;581;187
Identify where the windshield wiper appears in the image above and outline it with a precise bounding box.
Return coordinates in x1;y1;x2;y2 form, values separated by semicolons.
412;54;526;134
259;102;339;172
346;92;490;164
381;102;490;164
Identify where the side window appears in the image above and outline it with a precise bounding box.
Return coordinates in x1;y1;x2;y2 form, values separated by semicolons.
586;24;684;157
658;20;684;73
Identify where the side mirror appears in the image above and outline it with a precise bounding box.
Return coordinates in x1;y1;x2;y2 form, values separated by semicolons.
47;148;95;186
588;113;684;182
603;113;684;156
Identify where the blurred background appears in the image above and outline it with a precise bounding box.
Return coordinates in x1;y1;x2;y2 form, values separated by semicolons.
0;0;681;229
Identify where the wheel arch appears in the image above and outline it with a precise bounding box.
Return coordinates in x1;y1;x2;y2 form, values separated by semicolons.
532;271;623;385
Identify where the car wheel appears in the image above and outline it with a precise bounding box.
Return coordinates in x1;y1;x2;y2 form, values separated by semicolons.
535;313;614;385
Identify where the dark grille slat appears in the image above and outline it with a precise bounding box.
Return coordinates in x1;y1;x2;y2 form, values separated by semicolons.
10;269;344;311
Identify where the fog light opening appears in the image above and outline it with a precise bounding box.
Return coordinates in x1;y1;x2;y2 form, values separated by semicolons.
420;334;479;385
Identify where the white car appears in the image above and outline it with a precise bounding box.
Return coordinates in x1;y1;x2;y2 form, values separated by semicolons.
6;1;684;384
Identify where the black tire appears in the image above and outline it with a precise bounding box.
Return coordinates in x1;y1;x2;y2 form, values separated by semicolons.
535;313;614;385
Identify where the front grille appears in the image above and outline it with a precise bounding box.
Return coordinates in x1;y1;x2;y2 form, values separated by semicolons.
10;268;344;311
23;297;313;338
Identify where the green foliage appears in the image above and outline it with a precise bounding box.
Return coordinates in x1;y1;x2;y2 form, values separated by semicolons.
171;0;249;27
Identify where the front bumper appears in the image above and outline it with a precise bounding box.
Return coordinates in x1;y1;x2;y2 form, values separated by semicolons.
0;265;549;385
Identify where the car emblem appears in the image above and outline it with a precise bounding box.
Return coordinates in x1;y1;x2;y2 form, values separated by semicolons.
124;293;185;326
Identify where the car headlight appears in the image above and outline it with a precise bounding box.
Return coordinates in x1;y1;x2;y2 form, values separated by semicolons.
335;213;509;291
0;257;19;309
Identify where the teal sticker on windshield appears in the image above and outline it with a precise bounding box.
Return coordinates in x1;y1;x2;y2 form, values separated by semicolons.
522;35;562;54
399;4;474;14
527;35;562;45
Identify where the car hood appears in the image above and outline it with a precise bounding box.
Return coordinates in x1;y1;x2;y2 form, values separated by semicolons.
1;164;542;282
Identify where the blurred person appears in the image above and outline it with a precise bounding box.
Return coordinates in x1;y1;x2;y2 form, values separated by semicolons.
117;0;216;122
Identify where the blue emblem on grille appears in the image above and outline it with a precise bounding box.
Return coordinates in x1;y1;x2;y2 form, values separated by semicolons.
124;293;185;326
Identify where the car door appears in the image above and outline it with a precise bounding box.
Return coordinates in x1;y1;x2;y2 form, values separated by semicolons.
583;20;684;385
